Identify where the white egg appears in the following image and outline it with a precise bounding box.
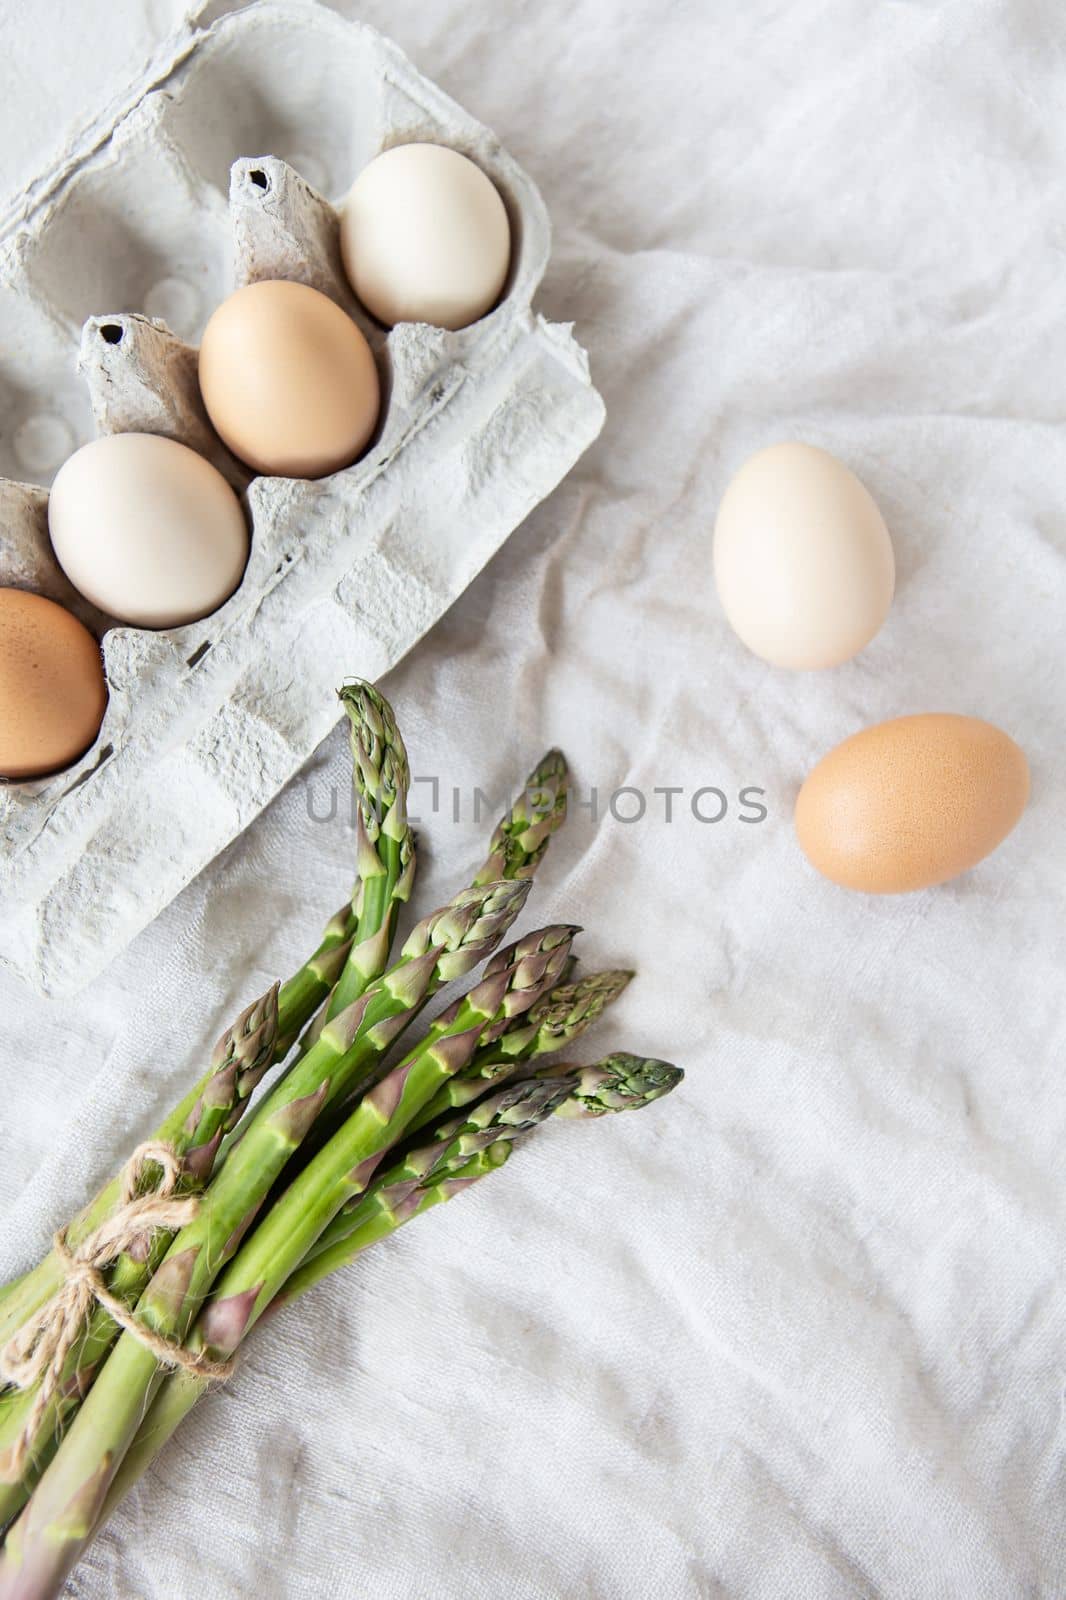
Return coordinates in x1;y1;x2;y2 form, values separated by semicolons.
48;434;249;629
713;441;895;670
340;143;511;331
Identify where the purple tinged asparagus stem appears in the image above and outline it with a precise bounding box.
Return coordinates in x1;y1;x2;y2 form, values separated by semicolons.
0;688;410;1352
0;882;529;1600
542;1054;685;1116
0;687;412;1365
291;1075;580;1287
274;682;416;1063
185;926;576;1363
286;752;573;1165
404;967;634;1137
0;985;283;1357
93;966;580;1537
0;984;281;1519
472;749;568;885
319;683;416;1023
272;907;354;1060
94;1147;514;1530
97;1053;683;1532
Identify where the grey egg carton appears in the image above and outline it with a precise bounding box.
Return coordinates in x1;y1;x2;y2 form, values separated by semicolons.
0;2;604;998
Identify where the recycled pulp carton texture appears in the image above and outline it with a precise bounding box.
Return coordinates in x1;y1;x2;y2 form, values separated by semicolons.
0;3;605;997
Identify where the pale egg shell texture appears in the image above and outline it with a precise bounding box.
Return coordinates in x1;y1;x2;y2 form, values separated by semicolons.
341;143;511;332
714;441;895;670
49;433;249;630
795;713;1030;893
199;280;381;479
0;588;108;780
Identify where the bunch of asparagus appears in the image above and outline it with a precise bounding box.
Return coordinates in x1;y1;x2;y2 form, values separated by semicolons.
0;681;681;1598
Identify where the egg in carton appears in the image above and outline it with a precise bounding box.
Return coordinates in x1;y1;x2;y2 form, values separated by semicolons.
0;3;604;998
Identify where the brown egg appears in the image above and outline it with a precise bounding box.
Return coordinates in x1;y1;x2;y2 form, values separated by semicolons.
795;713;1030;893
198;280;381;479
0;589;108;780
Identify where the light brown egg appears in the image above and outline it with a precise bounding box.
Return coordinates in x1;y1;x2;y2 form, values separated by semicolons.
198;280;381;479
0;589;108;780
795;713;1030;893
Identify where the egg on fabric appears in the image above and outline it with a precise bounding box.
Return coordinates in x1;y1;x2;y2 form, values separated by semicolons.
48;434;249;630
713;441;895;670
795;713;1030;893
340;143;511;331
198;280;381;479
0;588;108;780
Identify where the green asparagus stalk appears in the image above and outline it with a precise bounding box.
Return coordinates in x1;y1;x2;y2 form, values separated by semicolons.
0;986;283;1358
292;1074;579;1284
285;1147;512;1289
405;967;633;1135
274;682;415;1059
272;905;354;1056
188;926;575;1359
472;749;568;884
285;750;572;1163
0;882;529;1597
98;1056;682;1531
91;977;582;1538
0;983;280;1510
0;682;410;1346
319;683;415;1022
0;685;408;1505
98;1144;516;1530
308;743;564;1043
0;1276;26;1314
542;1054;684;1116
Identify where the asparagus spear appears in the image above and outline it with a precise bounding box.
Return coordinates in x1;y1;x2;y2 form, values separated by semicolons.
97;1057;683;1531
189;926;576;1361
544;1055;683;1116
276;684;413;1046
472;749;568;884
0;915;558;1591
138;1074;579;1500
318;682;415;1022
286;750;573;1162
274;682;416;1060
405;967;633;1135
0;882;529;1598
0;683;410;1346
299;1057;684;1288
0;987;284;1520
0;983;280;1509
293;1075;579;1282
271;906;354;1058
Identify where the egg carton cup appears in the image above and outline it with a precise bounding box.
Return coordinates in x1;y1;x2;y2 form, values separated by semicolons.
0;2;605;998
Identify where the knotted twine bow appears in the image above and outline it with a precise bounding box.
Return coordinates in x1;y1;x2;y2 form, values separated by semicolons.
0;1141;235;1480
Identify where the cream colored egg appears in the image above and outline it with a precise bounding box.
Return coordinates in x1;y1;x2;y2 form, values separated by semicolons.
340;143;511;330
714;442;895;670
795;713;1030;893
49;433;249;629
0;588;107;779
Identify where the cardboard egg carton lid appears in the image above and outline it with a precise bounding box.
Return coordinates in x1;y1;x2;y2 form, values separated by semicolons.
0;2;605;997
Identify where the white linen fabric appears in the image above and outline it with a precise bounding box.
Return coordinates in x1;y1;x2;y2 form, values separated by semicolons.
2;2;1064;1596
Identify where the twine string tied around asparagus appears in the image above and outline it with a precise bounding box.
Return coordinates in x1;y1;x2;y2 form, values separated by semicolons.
0;1141;235;1480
